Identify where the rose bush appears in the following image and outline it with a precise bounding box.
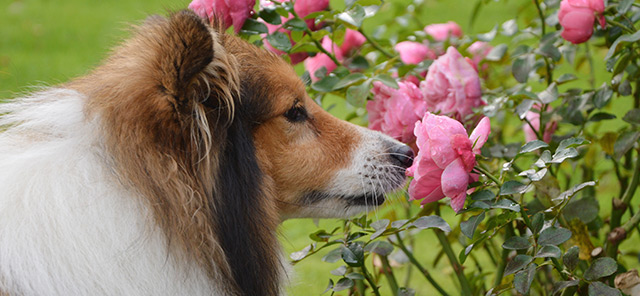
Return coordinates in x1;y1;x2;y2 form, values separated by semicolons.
191;0;640;295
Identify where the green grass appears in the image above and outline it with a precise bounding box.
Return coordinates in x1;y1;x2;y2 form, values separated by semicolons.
3;1;639;295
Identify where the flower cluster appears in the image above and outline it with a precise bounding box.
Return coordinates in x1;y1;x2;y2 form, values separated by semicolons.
558;0;605;44
305;29;366;81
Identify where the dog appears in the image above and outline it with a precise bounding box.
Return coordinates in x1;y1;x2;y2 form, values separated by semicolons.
0;10;413;296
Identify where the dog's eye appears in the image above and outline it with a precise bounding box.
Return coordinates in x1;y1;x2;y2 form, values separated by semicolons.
283;106;307;123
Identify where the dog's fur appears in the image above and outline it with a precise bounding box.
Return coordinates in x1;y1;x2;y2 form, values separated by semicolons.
0;11;411;295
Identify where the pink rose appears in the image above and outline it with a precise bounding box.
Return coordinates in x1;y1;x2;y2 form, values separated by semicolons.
188;0;256;34
558;0;605;44
340;29;366;55
394;41;436;65
523;105;558;143
293;0;329;30
419;47;484;120
467;41;493;67
406;113;490;212
304;36;343;81
367;81;427;144
424;21;463;41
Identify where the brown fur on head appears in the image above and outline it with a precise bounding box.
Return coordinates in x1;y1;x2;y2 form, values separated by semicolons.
69;10;411;296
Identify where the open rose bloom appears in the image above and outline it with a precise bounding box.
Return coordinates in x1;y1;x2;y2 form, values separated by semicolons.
420;47;484;120
558;0;605;44
188;0;256;33
406;114;490;212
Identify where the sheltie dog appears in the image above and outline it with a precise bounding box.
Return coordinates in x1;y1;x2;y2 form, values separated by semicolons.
0;10;413;296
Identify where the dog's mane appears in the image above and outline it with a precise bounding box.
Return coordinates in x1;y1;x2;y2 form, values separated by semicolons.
70;11;283;296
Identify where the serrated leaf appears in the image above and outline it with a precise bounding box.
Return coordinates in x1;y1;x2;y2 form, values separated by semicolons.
266;31;292;51
486;44;508;61
549;148;579;163
553;280;580;295
605;30;640;61
538;227;572;246
365;240;394;256
333;73;367;90
499;181;529;195
412;216;452;233
614;131;640;160
623;109;640;125
502;236;531;250
333;278;354;292
584;257;618;281
514;263;537;294
259;8;282;25
588;282;622;296
331;265;347;276
563;246;580;272
346;81;371;107
505;254;533;276
531;212;544;234
461;212;485;239
241;18;269;35
536;245;562;258
520;140;549;154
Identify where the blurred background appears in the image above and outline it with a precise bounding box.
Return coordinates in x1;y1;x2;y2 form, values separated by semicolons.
1;0;624;295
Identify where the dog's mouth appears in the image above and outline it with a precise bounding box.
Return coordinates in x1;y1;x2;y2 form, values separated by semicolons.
301;191;387;206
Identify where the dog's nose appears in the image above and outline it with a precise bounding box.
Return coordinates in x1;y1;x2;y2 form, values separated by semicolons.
391;144;414;168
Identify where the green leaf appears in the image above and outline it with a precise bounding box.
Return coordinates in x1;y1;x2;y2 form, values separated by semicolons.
605;30;640;61
504;254;533;276
538;82;558;104
614;131;640;160
477;24;498;41
370;219;389;240
322;279;334;294
241;18;269;35
520;140;549;154
259;8;282;25
412;216;452;233
333;73;367;90
337;4;366;27
558;137;589;151
535;245;562;258
594;84;613;109
490;199;521;212
514;263;537;295
345;272;365;280
553;280;580;295
502;236;531;250
284;18;307;31
331;265;347;276
310;229;332;242
618;0;634;14
563;197;599;223
266;31;292;52
549;148;579;164
512;55;533;83
499;181;529;195
398;288;416;296
531;213;544;234
538;227;572;246
372;74;399;89
333;278;354;292
556;181;597;203
589;112;617;122
341;244;364;267
461;212;485;239
623;109;640;125
501;19;518;36
584;257;618;281
519;168;548;182
588;282;622;296
346;81;371;107
563;246;580;272
312;75;340;92
556;73;578;85
485;44;508;61
322;248;343;263
471;190;495;201
391;219;409;229
364;241;394;256
290;245;312;261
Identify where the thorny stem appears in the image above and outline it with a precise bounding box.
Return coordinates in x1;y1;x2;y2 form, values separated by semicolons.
380;256;399;296
607;19;635;34
435;230;473;296
493;223;515;288
358;28;394;59
585;43;596;89
474;165;503;187
606;149;640;258
394;233;450;296
534;0;546;36
361;260;381;296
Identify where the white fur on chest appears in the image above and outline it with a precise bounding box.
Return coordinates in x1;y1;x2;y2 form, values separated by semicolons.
0;89;220;295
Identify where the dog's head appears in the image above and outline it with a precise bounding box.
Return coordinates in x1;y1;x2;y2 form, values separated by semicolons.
73;10;412;296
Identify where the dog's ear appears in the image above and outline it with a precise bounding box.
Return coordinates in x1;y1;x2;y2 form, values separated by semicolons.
150;10;238;118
